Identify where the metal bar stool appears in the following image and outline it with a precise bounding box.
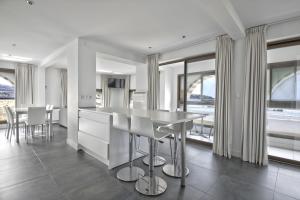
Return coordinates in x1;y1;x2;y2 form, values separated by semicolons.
142;141;166;167
113;113;145;182
142;109;169;167
131;115;171;196
159;120;193;178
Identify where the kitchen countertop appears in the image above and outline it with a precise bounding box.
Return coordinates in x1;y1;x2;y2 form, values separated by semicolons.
79;107;204;124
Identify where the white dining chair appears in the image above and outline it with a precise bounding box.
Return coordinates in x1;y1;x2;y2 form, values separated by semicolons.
131;115;171;196
46;104;54;138
113;112;145;182
4;106;14;140
25;107;47;142
142;109;169;167
4;106;26;141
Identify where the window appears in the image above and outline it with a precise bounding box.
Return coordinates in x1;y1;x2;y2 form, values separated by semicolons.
178;71;215;107
129;89;135;108
267;61;299;108
159;54;215;144
266;38;300;162
185;59;215;143
0;69;15;123
96;89;103;108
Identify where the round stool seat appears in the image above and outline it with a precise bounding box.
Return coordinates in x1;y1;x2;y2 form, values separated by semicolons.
162;163;189;178
135;176;167;196
143;156;166;167
117;166;145;182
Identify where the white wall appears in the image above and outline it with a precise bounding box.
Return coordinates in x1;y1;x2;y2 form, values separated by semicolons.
35;67;45;106
66;39;79;148
268;45;300;63
135;63;148;91
160;40;216;63
130;75;136;90
96;74;101;89
45;67;61;107
267;19;300;41
78;39;96;108
0;60;17;69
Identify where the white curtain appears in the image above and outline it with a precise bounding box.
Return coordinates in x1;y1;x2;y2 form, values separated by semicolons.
242;25;268;165
60;69;67;108
147;54;160;110
15;63;36;108
213;35;233;158
101;74;111;107
123;75;130;108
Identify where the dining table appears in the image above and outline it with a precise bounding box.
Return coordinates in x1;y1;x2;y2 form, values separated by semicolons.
14;107;53;143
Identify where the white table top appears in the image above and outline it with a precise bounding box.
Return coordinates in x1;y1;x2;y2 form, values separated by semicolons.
80;107;204;124
15;107;53;114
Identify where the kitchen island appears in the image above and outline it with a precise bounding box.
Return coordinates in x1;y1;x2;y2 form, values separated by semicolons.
78;107;202;186
78;107;147;169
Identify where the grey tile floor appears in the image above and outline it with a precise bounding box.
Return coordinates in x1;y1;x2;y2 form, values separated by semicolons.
0;125;300;200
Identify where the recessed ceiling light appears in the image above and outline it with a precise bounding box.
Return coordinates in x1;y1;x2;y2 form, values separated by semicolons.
0;54;32;62
182;35;186;39
26;0;34;6
97;70;113;73
112;72;123;75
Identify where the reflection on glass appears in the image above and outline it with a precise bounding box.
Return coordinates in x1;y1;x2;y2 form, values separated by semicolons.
0;74;15;123
186;59;215;143
267;44;300;161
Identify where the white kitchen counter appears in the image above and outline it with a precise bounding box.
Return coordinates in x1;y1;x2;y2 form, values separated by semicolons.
80;107;201;124
78;107;147;169
78;107;202;186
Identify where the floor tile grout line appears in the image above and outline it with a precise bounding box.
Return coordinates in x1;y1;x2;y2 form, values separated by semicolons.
31;141;71;200
0;174;49;191
272;169;279;200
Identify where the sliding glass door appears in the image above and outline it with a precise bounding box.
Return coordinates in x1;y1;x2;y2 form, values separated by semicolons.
267;40;300;161
159;54;216;144
185;59;215;143
0;69;15;124
159;62;184;111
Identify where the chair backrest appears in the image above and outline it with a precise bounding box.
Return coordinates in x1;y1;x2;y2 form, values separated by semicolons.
48;104;54;110
28;107;46;125
186;120;193;131
4;106;13;124
130;115;154;138
167;120;194;132
112;112;129;131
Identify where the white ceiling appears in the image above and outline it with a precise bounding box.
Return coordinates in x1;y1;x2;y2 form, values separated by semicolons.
231;0;300;28
0;0;300;64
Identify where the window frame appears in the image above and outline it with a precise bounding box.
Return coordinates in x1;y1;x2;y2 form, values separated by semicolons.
177;70;215;108
267;36;300;109
159;53;215;111
0;68;15;124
